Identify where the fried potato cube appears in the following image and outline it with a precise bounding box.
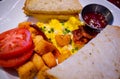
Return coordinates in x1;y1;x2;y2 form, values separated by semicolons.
29;27;39;38
17;61;37;79
18;22;31;29
37;65;50;79
37;70;47;79
55;34;71;47
18;22;38;39
52;48;61;58
33;35;56;55
42;52;57;68
41;65;50;71
37;71;56;79
32;53;45;71
58;50;71;64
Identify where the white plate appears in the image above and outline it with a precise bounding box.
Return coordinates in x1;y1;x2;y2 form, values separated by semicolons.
0;0;120;79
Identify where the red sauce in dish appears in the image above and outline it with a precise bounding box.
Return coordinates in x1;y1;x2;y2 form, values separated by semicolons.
83;12;108;29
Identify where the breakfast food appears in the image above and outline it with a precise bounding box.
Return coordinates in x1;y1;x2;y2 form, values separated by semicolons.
43;25;120;79
42;52;57;68
0;1;119;79
0;17;91;78
36;17;87;55
33;35;57;56
55;34;71;47
0;28;33;59
17;61;38;79
1;17;119;79
31;53;46;70
23;0;82;20
0;28;34;67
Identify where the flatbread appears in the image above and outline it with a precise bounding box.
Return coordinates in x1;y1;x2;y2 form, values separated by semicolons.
45;25;120;79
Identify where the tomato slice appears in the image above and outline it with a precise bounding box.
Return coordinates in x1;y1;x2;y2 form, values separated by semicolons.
0;28;33;59
0;49;33;68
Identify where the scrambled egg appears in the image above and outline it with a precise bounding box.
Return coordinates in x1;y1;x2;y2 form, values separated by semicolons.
37;17;84;54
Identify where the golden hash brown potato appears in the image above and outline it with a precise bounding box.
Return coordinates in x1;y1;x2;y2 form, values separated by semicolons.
37;64;57;79
18;22;31;29
37;65;50;79
40;65;50;71
29;27;39;38
33;35;56;55
52;48;61;58
37;65;57;79
18;22;39;38
37;70;47;79
42;52;57;68
17;61;37;79
37;71;57;79
58;50;71;64
55;34;71;47
32;53;45;71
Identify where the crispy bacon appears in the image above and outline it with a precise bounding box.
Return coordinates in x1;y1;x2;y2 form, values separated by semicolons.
72;26;98;45
30;24;48;41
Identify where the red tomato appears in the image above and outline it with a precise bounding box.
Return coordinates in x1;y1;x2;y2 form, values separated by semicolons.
0;49;33;68
0;28;33;59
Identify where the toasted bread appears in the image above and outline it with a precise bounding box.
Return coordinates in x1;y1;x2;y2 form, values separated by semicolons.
23;0;82;20
23;0;82;14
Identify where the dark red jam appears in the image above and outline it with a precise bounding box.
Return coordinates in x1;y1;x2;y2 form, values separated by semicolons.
83;12;108;29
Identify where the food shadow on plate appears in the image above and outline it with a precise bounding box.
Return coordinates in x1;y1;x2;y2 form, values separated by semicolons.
27;16;50;23
0;67;18;77
27;16;38;23
26;16;60;23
